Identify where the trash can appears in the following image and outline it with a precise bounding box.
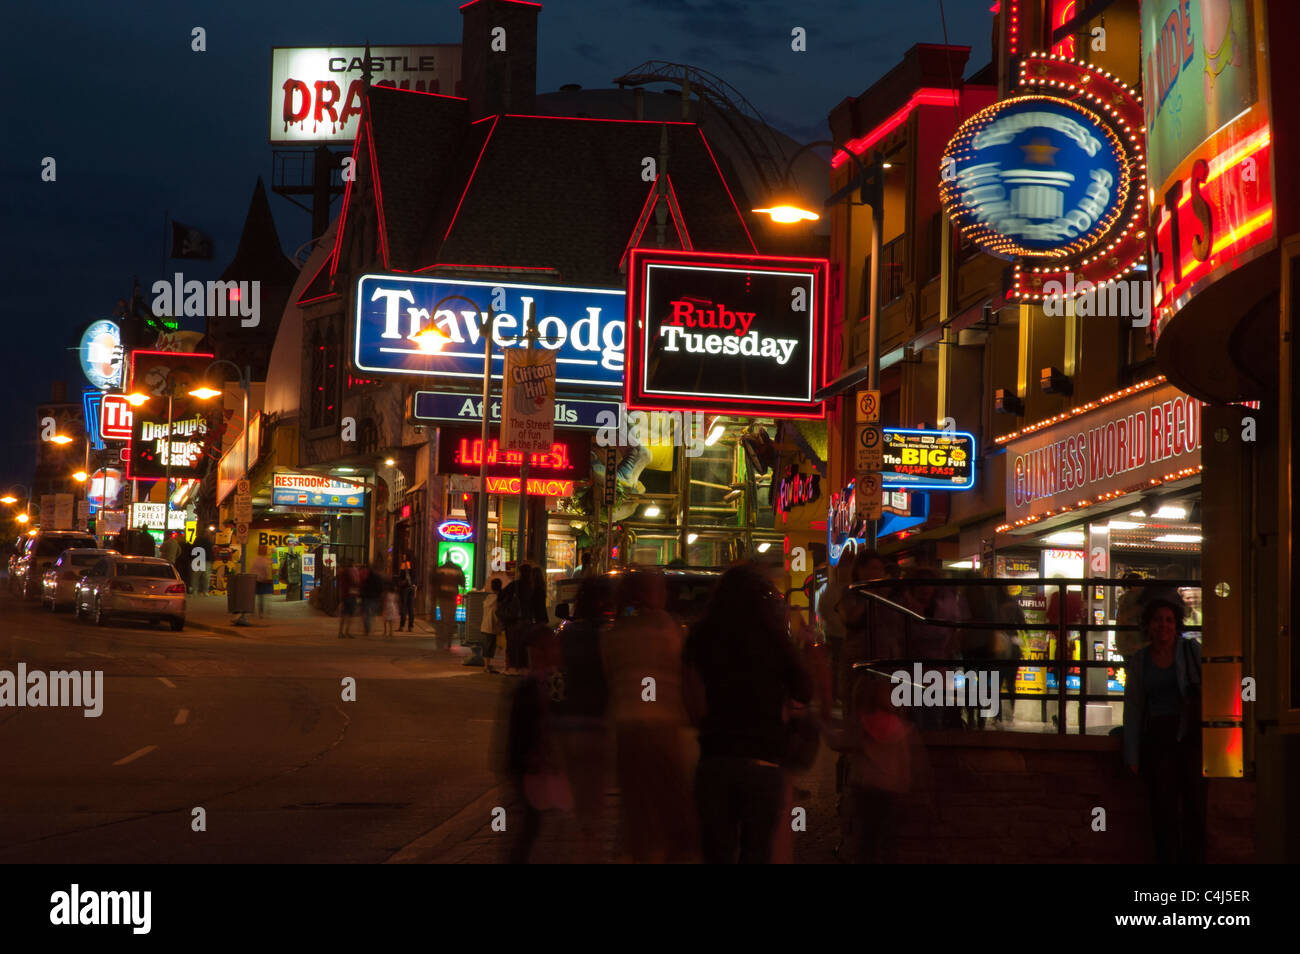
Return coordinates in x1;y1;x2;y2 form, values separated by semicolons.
462;590;485;665
228;573;256;615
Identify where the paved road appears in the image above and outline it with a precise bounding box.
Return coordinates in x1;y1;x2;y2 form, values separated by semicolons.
0;587;511;863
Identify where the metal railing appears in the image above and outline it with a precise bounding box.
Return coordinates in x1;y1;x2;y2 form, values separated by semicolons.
845;576;1202;735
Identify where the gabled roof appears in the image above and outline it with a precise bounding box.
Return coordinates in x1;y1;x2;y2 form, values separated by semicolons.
300;86;755;302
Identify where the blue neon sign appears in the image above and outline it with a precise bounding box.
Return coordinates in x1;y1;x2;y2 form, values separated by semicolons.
881;428;976;491
354;274;625;391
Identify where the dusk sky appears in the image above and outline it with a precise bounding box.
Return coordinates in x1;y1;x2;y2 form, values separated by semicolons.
2;0;992;487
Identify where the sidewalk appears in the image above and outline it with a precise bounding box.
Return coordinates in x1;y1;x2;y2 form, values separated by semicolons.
183;593;472;649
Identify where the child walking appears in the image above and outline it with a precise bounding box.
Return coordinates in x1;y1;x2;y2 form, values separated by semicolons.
382;579;400;637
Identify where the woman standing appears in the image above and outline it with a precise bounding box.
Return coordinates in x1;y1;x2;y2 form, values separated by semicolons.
1122;598;1206;863
683;564;813;864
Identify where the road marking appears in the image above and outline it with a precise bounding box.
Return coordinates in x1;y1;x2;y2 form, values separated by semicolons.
174;708;189;726
85;650;112;659
157;677;176;689
113;745;158;766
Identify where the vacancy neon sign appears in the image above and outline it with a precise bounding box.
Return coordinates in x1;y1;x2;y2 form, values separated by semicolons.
485;476;574;496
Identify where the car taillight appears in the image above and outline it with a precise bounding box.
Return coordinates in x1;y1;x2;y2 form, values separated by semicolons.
110;580;134;592
166;583;185;594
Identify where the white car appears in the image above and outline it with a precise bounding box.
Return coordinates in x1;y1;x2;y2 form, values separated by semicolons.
74;555;187;630
42;548;119;611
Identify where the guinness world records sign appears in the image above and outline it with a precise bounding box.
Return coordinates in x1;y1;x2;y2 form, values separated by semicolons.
939;53;1148;303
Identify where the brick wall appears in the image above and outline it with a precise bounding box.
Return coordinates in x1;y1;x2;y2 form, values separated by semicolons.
883;732;1256;863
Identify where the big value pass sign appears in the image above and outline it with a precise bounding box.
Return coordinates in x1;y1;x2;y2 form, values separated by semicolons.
626;249;826;417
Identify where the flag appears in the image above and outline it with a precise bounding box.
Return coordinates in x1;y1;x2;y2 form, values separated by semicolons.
170;221;214;259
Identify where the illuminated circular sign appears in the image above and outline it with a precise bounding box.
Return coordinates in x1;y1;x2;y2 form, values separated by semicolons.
941;95;1129;260
437;519;473;541
78;320;123;390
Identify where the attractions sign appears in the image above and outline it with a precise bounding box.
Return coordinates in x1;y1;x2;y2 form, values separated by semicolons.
270;46;461;144
626;249;827;417
1142;0;1274;337
409;391;620;431
939;53;1147;302
880;428;976;490
354;274;624;390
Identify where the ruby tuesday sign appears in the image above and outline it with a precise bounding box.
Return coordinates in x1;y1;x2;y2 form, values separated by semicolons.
626;249;826;417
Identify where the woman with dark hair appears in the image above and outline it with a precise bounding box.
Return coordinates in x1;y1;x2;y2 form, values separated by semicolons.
1122;597;1205;863
683;563;813;863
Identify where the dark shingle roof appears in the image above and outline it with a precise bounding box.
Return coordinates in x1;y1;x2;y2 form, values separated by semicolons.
301;86;756;301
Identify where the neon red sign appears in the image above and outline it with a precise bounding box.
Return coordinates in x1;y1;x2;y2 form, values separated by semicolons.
485;476;574;497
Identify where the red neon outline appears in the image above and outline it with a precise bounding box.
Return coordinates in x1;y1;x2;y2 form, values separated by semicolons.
624;248;826;418
460;0;541;9
413;262;560;273
328;128;364;279
695;128;757;253
502;113;693;125
368;83;466;101
444;115;499;244
619;180;663;273
367;116;390;270
663;174;692;250
124;351;216;482
833;88;961;168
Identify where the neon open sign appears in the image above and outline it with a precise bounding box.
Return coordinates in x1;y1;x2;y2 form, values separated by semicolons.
437;519;473;541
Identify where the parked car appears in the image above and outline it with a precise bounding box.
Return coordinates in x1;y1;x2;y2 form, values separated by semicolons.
42;548;119;611
74;555;187;630
9;530;98;599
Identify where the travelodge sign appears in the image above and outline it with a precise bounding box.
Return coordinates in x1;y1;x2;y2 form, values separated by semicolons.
354;274;625;391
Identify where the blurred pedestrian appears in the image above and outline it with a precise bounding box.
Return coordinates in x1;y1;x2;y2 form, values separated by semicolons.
1122;597;1205;863
396;557;416;632
193;533;214;596
474;577;503;672
499;565;527;674
602;570;695;863
683;563;813;864
338;560;360;639
251;547;273;618
505;626;572;863
381;577;399;637
360;563;383;636
991;586;1027;724
433;556;465;651
551;575;615;862
831;671;920;863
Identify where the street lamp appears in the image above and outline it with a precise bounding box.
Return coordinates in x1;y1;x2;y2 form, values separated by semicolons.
756;139;888;542
754;139;886;392
415;294;496;590
189;359;253;625
2;485;33;530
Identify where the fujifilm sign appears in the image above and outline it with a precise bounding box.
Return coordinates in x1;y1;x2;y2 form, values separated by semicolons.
354;274;624;390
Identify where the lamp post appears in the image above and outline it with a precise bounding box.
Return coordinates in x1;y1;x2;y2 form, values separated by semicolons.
755;140;888;540
190;359;252;623
1;484;33;527
407;294;497;590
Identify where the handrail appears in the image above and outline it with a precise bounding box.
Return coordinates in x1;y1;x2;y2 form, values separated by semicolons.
838;576;1202;735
